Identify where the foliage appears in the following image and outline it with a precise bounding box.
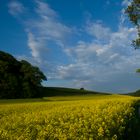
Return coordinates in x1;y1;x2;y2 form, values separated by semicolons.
20;60;47;98
0;95;139;139
0;51;47;98
136;68;140;73
125;0;140;48
0;51;21;98
129;89;140;96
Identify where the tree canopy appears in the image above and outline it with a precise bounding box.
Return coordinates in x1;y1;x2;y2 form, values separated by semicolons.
0;51;47;99
125;0;140;48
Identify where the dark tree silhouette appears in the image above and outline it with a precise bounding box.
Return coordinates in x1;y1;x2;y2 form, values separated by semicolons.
20;60;47;98
0;51;47;99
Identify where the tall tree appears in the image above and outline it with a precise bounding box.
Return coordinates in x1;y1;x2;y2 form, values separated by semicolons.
125;0;140;49
20;60;47;98
0;51;21;98
0;51;47;98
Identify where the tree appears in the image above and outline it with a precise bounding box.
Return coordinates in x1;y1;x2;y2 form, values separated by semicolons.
0;51;21;98
20;60;47;98
0;51;47;98
126;0;140;73
80;87;84;90
125;0;140;49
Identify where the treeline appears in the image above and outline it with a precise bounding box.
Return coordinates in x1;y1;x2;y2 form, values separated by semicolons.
128;90;140;97
0;51;47;99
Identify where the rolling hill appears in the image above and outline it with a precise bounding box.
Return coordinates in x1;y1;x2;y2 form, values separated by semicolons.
40;87;111;97
128;90;140;97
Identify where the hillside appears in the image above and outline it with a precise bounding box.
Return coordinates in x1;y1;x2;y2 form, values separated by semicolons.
40;87;111;97
128;90;140;97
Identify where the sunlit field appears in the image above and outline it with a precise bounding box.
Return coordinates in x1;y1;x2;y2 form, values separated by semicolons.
0;95;140;139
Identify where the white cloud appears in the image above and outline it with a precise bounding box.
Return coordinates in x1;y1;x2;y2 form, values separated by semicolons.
33;1;72;42
86;22;111;41
27;32;43;62
122;0;132;6
53;20;140;92
35;0;56;17
26;1;72;62
8;0;72;63
8;1;25;16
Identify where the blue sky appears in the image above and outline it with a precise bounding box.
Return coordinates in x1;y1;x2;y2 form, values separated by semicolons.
1;0;140;93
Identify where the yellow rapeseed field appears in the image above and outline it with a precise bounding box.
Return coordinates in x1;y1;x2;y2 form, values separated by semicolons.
0;95;139;140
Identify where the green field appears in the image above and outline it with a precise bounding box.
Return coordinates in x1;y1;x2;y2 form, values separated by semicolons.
0;94;140;140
